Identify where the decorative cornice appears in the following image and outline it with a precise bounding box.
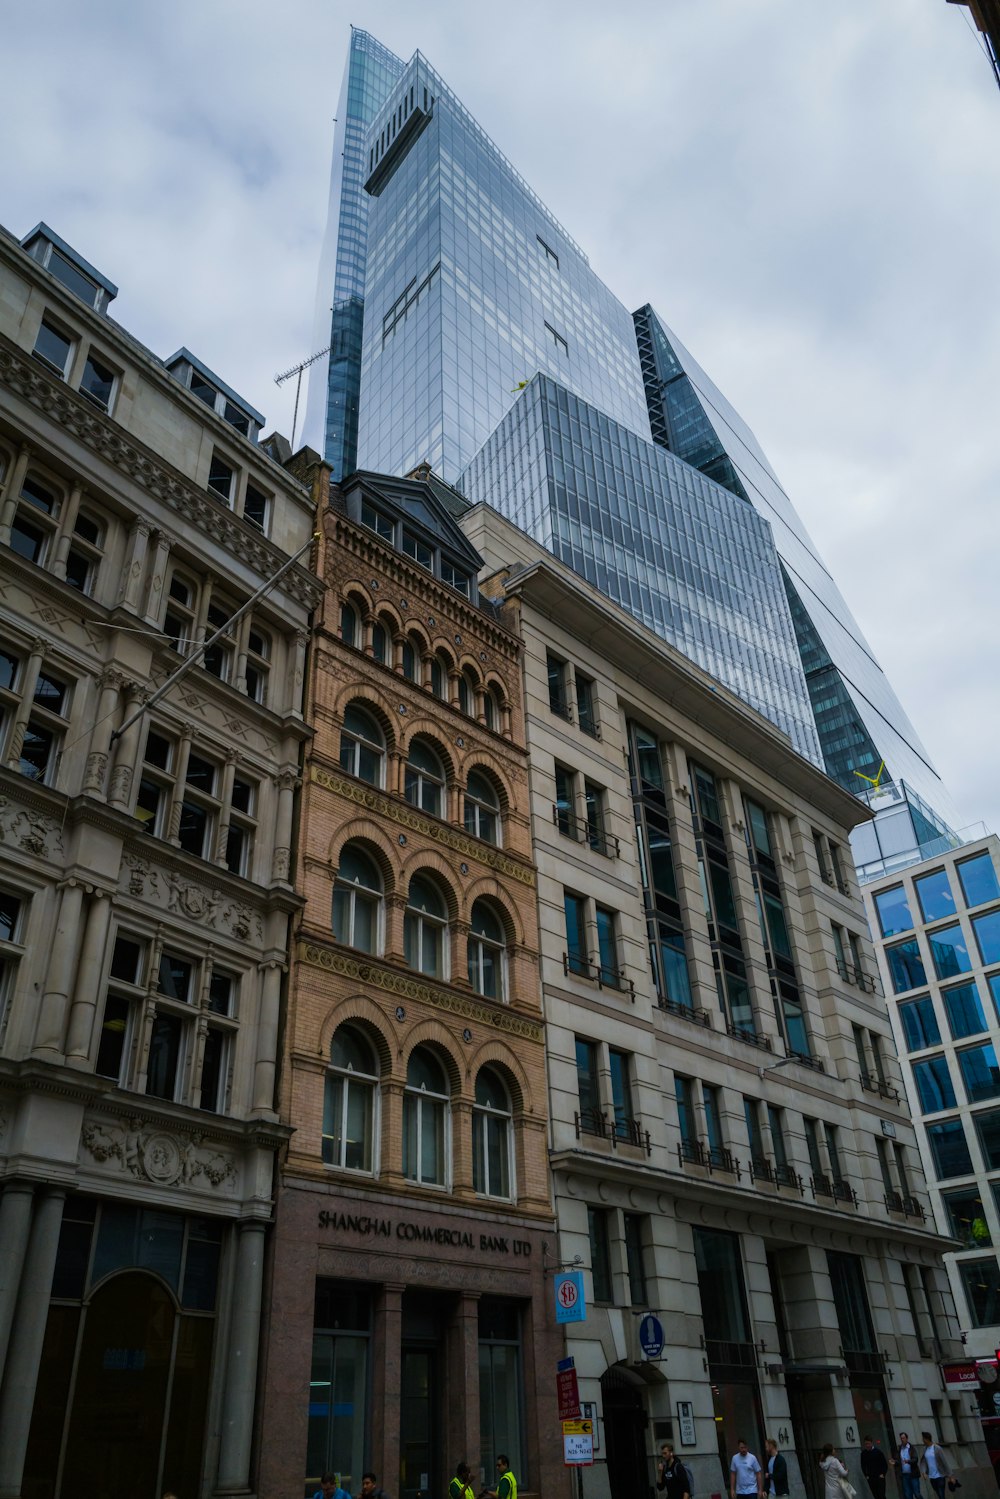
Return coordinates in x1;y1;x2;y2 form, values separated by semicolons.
310;765;536;886
298;941;544;1042
0;338;323;611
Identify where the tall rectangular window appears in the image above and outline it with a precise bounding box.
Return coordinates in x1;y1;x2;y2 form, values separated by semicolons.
767;1106;788;1170
594;906;619;986
575;672;597;737
704;1085;724;1158
898;995;940;1050
609;1050;633;1140
675;1075;696;1146
623;1214;648;1307
575;1038;600;1131
827;1251;875;1355
587;1207;613;1303
914;868;956;923
564;892;588;977
478;1299;523;1486
546;654;569;718
744;1098;766;1170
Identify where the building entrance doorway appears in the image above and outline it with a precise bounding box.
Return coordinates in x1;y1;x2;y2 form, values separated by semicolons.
62;1271;177;1497
601;1365;649;1499
401;1346;438;1499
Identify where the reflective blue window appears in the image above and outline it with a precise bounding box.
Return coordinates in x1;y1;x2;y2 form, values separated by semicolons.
873;886;912;939
911;1056;956;1113
928;924;972;981
943;982;987;1040
988;973;1000;1024
975;1109;1000;1171
926;1118;974;1179
973;910;1000;968
914;868;956;924
958;852;1000;910
959;1043;1000;1104
898;996;940;1051
886;938;926;994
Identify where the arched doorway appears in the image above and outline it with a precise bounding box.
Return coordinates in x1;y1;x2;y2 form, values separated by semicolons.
62;1271;176;1499
601;1365;649;1499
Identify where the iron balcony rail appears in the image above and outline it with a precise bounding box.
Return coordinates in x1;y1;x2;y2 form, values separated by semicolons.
750;1155;774;1184
677;1138;741;1178
860;1072;900;1102
774;1163;804;1192
836;958;882;996
705;1339;758;1370
884;1190;904;1213
575;1109;651;1155
563;952;635;999
790;1050;825;1074
552;804;620;858
902;1195;926;1221
548;695;601;740
842;1348;885;1376
813;1174;857;1206
727;1022;773;1052
549;692;574;723
659;995;712;1028
811;1172;834;1199
833;1179;858;1207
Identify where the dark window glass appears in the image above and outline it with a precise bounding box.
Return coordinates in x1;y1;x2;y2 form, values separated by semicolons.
575;673;596;736
208;455;234;501
80;354;115;409
898;996;940;1050
177;800;209;857
915;869;956;924
34;672;66;714
208;971;234;1016
911;1056;956;1113
587;1207;612;1303
243;482;268;529
873;885;913;939
564;892;587;976
886;939;926;994
623;1214;647;1306
693;1228;750;1344
763;892;793;962
632;727;663;789
223;401;250;435
0;649;17;691
33;319;72;373
554;765;573;835
360;502;393;540
575;1038;599;1121
19;724;54;780
546;654;568;716
746;800;772;858
64;549;93;592
402;531;432;568
185;754;216;792
647;813;677;900
595;906;618;984
958;1043;1000;1104
609;1049;632;1138
928;924;972;980
657;928;693;1007
49;251;99;305
960;1259;1000;1329
190;373;217;407
827;1251;875;1353
110;936;143;984
157;953;193;1002
943;982;987;1039
973;911;1000;968
182;1235;222;1310
958;853;1000;910
95;995;130;1079
199;1028;226;1112
767;1106;788;1169
10;515;45;563
0;892;20;942
146;1013;182;1100
928;1117;974;1178
21;476;58;513
692;766;721;828
674;1075;695;1144
943;1188;991;1248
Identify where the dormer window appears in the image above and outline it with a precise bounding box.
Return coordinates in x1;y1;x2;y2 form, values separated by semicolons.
165;349;263;441
48;249;101;308
402;532;432;569
440;560;469;597
361;502;394;541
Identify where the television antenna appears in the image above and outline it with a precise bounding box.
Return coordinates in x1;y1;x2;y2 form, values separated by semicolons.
274;344;331;450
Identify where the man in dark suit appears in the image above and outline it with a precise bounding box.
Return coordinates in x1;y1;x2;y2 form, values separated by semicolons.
765;1439;789;1497
861;1438;889;1499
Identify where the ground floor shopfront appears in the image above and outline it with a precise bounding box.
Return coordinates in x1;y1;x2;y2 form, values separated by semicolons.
257;1180;566;1499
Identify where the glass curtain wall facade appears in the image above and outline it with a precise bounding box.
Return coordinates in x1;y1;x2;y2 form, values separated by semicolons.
313;27;956;858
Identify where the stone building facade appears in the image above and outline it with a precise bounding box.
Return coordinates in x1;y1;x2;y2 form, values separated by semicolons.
0;221;321;1499
256;469;562;1499
462;503;992;1499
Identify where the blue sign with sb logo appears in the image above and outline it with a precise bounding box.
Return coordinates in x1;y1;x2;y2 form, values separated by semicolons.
554;1271;587;1324
639;1314;664;1358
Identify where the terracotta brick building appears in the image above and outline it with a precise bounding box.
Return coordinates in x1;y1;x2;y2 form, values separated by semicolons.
257;467;563;1499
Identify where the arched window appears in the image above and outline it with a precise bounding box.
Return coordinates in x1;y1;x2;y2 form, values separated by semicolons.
404;875;448;978
464;771;500;845
339;704;384;787
458;674;472;716
372;621;387;664
402;640;418;681
430;657;446;699
404;737;445;817
483;689;498;732
332;844;382;953
340;602;359;648
403;1046;449;1186
473;1067;513;1199
323;1024;378;1171
468;899;506;1000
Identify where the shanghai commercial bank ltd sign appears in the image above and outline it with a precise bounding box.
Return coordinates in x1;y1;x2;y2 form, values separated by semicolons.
318;1209;534;1257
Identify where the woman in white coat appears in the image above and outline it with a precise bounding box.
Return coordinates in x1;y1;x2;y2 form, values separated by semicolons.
820;1444;852;1499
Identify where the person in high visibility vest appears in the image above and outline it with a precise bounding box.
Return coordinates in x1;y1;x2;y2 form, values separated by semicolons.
487;1456;517;1499
450;1462;476;1499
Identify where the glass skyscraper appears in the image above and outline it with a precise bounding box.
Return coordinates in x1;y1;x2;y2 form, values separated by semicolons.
309;29;958;868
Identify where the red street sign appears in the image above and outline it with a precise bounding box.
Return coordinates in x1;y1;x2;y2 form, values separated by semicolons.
557;1365;581;1420
942;1361;979;1389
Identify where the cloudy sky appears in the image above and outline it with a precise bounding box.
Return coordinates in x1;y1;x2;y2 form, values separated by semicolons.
4;0;998;835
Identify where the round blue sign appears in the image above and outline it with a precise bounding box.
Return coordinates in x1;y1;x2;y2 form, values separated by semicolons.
639;1314;664;1358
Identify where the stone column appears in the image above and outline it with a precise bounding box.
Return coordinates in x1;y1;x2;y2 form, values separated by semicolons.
0;1182;34;1377
107;680;148;810
51;483;84;579
252;961;283;1115
143;530;173;625
64;890;112;1066
34;880;87;1058
448;1292;481;1475
82;668;124;798
166;732;193;841
215;753;238;867
3;646;45;771
0;1189;65;1499
118;517;151;613
215;1221;267;1494
289;630;308;718
0;445;31;543
371;1283;405;1490
271;769;298;884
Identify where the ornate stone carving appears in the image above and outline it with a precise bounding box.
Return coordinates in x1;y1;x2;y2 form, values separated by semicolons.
83;750;109;794
80;1115;237;1190
162;868;221;923
108;764;133;805
310;766;536;887
299;942;543;1041
0;797;65;860
119;856;263;941
221;900;263;943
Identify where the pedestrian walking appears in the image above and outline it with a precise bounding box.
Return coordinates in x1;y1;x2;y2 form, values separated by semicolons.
819;1444;853;1499
897;1433;922;1499
919;1433;952;1499
765;1439;789;1497
861;1439;888;1499
730;1439;764;1499
657;1442;691;1499
486;1455;517;1499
